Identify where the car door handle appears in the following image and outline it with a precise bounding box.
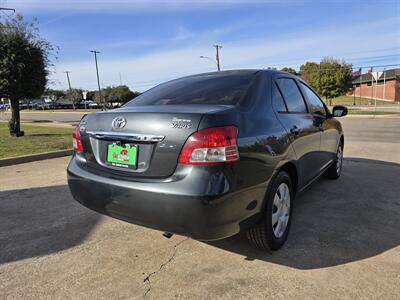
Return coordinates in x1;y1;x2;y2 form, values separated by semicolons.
290;126;300;135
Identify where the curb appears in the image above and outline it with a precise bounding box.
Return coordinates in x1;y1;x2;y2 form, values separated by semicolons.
0;149;73;167
0;120;75;128
346;114;400;118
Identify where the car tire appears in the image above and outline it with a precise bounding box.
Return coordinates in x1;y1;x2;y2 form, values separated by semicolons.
246;171;294;251
325;141;343;180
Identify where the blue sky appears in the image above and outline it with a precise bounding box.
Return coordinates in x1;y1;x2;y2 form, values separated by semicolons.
3;0;400;91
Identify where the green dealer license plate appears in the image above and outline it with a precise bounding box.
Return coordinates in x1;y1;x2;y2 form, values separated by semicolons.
107;143;137;168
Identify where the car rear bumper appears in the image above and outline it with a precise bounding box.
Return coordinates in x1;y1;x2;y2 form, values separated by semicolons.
67;156;266;240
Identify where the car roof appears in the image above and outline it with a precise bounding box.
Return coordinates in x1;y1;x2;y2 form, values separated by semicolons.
182;69;297;79
193;69;309;90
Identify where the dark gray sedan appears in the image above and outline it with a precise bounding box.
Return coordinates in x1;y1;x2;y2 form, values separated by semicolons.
67;69;347;250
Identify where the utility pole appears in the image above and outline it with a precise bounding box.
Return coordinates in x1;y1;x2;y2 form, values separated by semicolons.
383;68;386;101
213;44;222;72
318;62;321;93
64;71;74;109
64;71;72;90
359;68;362;105
119;72;123;85
370;67;374;105
90;50;103;108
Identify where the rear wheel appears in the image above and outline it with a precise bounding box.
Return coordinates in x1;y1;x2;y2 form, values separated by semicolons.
246;171;293;251
325;141;343;179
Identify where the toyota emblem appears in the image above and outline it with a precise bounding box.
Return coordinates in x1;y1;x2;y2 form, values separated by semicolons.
112;117;126;129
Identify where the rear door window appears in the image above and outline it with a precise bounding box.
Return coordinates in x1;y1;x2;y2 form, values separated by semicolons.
276;78;307;113
272;83;287;112
300;83;327;116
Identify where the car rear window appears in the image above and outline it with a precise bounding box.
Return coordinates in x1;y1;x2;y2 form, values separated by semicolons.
125;74;255;106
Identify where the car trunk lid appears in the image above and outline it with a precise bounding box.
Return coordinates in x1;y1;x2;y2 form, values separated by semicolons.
80;105;234;178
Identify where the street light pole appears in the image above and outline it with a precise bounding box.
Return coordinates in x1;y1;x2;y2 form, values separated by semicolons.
90;50;103;108
200;55;218;70
213;44;222;71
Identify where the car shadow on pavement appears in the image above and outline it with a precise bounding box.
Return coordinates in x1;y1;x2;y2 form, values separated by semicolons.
0;185;100;264
207;157;400;269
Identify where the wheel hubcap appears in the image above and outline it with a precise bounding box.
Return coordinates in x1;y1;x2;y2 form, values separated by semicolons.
272;183;291;238
336;146;343;174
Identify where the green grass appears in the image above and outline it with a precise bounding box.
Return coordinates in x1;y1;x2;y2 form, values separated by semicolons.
0;123;72;159
21;109;100;113
346;110;400;115
328;96;395;106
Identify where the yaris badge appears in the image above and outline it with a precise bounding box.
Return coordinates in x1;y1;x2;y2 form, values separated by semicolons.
112;117;126;129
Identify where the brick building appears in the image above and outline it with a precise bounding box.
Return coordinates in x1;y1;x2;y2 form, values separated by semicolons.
348;68;400;102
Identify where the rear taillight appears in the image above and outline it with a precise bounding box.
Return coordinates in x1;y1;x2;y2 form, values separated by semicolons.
72;126;84;153
178;126;239;165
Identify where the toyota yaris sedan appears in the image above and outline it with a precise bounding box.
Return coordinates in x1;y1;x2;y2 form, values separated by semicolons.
67;69;347;250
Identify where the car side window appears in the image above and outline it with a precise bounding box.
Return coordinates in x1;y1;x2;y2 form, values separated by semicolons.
301;83;327;117
276;78;307;113
272;83;287;112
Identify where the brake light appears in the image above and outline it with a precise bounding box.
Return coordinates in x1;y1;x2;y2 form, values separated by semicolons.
178;126;239;165
72;126;84;153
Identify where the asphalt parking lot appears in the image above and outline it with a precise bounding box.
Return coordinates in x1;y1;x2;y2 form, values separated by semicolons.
1;117;399;299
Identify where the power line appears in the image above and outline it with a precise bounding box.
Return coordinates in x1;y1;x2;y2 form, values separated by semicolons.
224;52;400;70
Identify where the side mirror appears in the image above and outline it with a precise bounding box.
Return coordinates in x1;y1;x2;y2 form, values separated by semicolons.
332;105;348;117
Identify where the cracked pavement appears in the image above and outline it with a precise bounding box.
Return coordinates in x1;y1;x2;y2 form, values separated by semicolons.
143;238;189;297
1;117;400;299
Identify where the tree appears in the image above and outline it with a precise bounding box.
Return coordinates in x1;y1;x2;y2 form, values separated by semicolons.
67;88;83;109
299;62;320;90
45;89;66;101
0;14;55;136
107;85;135;103
93;86;111;105
300;58;353;105
93;86;140;107
280;67;299;76
86;90;96;101
319;58;353;105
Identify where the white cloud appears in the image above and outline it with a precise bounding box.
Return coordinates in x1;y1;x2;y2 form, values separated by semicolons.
10;0;279;13
172;26;194;41
49;17;400;91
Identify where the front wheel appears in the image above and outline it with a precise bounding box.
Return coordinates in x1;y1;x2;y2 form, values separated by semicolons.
246;171;293;251
325;141;343;179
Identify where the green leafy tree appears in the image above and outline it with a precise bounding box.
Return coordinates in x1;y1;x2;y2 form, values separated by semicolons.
93;86;111;106
0;14;55;136
319;58;353;105
44;89;66;101
280;67;299;76
300;58;353;105
93;86;140;107
67;88;83;109
107;85;135;103
299;62;320;90
86;90;96;101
